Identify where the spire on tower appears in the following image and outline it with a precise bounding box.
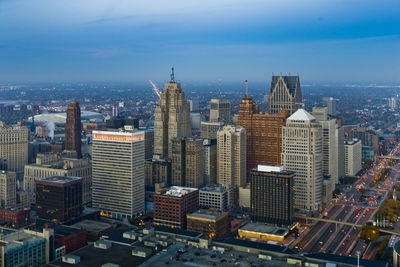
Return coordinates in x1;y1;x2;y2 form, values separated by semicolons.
170;67;175;82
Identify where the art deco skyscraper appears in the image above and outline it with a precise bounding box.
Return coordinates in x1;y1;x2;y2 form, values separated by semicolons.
217;125;246;187
238;96;288;175
268;74;302;115
154;69;192;158
65;101;82;158
281;109;323;211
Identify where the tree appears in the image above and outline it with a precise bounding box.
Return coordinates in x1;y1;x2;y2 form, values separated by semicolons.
360;225;379;243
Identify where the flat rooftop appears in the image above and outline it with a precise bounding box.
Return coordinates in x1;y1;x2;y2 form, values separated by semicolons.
35;175;82;184
240;223;289;236
199;185;226;193
163;186;197;197
187;209;228;220
0;230;45;250
71;220;112;233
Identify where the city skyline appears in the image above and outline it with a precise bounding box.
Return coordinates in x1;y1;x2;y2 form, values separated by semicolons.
0;0;399;82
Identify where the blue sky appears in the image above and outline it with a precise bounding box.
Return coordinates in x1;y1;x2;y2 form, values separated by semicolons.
0;0;399;82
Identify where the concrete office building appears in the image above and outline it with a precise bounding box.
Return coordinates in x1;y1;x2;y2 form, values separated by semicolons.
312;107;340;184
189;99;200;112
344;139;362;176
326;97;337;116
200;121;224;140
24;155;91;204
203;139;217;185
250;165;294;226
92;130;145;219
171;137;204;188
0;171;16;208
217;125;246;188
153;186;199;229
350;127;379;154
281;109;323;211
238;96;289;175
268;75;302;115
0;122;28;176
154;70;191;158
210;99;231;123
145;155;171;186
35;176;83;222
199;185;228;211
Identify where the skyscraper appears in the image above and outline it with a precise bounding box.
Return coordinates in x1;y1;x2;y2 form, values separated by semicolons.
154;69;191;158
344;139;362;176
281;109;323;211
203;139;217;185
250;165;294;226
92;130;145;219
0;171;17;208
0;122;28;177
171;137;204;188
200;121;224;139
268;74;302;115
326;97;338;116
217;125;246;187
238;96;289;175
210;99;231;123
65;101;82;158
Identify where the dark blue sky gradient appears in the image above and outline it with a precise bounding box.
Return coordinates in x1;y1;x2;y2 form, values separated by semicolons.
0;0;399;82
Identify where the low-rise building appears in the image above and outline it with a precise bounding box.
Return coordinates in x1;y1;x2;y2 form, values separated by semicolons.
187;209;230;239
199;185;228;211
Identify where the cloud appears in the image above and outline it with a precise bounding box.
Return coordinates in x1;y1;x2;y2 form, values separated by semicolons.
60;47;129;58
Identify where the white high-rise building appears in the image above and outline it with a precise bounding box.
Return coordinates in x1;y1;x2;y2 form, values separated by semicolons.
281;109;323;211
217;125;246;188
344;139;362;176
92;130;145;219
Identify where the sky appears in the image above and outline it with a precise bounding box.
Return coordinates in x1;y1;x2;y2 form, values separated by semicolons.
0;0;399;83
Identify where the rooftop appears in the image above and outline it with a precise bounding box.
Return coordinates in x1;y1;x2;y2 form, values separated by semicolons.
256;164;284;173
239;223;290;237
0;230;45;250
71;220;112;233
288;109;315;121
35;175;82;184
163;186;198;197
187;209;228;220
199;184;226;193
154;226;203;238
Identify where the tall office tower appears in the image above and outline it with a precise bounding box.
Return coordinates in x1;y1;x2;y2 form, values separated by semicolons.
210;99;231;123
0;171;17;208
190;113;201;131
268;74;302;115
217;125;246;187
154;70;191;158
238;96;289;175
144;130;154;160
189;99;200;112
336;126;345;178
185;138;204;188
312;107;339;184
171;137;186;186
200;121;224;139
344;139;362;176
92;130;145;219
350;127;379;154
389;97;397;109
65;101;82;158
35;176;82;222
0;122;28;176
203;139;217;185
171;137;204;188
145;155;171;186
24;155;91;204
250;165;294;226
326;97;337;116
281;109;323;211
154;186;199;229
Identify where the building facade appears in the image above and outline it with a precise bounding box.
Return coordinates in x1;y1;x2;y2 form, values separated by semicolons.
186;209;230;239
92;130;145;219
200;121;224;139
65;101;82;158
238;96;288;175
210;99;231;123
344;139;362;176
203;139;217;185
217;125;246;187
0;171;16;208
145;155;171;186
250;165;294;226
154;73;191;158
199;185;228;211
281;109;323;211
24;156;91;204
0;122;28;176
153;186;199;229
268;75;302;115
35;176;83;222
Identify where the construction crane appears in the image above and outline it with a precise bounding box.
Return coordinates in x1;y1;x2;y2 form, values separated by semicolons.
149;80;161;99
